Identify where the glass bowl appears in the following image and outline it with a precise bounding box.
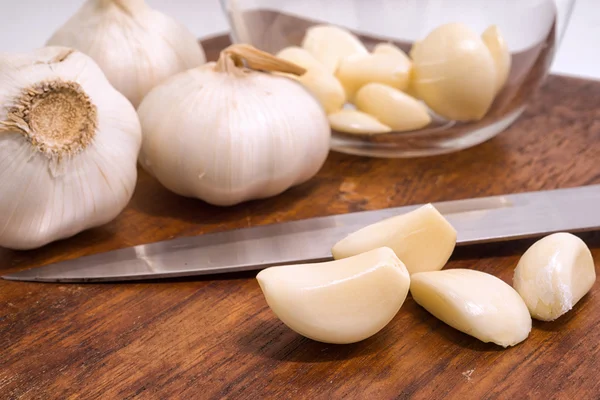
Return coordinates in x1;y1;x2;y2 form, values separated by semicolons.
221;0;574;158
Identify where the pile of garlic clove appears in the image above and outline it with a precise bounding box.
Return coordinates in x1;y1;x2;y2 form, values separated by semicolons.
276;22;511;135
257;206;596;346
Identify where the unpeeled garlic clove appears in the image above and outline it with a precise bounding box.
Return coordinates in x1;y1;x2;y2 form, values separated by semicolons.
256;247;410;344
336;53;411;100
513;232;596;321
354;83;431;132
301;24;368;73
482;25;512;94
411;269;532;347
332;204;456;274
411;23;497;121
328;109;392;135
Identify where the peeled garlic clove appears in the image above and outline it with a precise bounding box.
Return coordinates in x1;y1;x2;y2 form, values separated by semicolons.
328;109;392;135
373;43;411;63
47;0;206;107
138;45;330;206
257;247;410;344
0;47;141;250
411;269;532;347
276;46;326;72
336;53;411;100
298;69;346;114
332;204;456;274
354;83;431;132
482;25;512;94
301;24;368;73
412;23;497;121
513;233;596;321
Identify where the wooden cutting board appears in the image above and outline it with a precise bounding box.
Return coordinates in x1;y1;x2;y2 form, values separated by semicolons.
2;34;600;399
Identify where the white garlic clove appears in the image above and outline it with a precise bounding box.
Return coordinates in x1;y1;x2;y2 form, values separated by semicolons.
335;53;411;100
276;46;326;72
276;46;346;113
332;204;456;274
411;269;532;347
298;70;347;114
47;0;206;107
301;24;368;73
257;247;411;344
0;47;141;250
354;83;431;132
328;109;392;135
411;23;497;121
373;42;411;63
482;25;512;94
137;45;331;207
513;233;596;321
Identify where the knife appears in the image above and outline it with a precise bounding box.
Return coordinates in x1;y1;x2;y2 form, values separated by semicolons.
3;185;600;283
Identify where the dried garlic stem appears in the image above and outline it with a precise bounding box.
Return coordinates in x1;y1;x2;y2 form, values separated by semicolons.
217;44;306;76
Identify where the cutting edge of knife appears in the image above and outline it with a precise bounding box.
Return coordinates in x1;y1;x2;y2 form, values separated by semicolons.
3;184;600;283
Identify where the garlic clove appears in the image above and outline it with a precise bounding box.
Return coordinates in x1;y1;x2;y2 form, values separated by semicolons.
482;25;512;94
328;109;392;135
298;69;347;114
411;23;497;121
301;24;368;73
354;83;431;132
0;47;141;250
513;233;596;321
256;247;411;344
336;53;411;100
276;46;346;113
47;0;206;107
276;46;326;72
373;42;411;63
332;204;457;274
137;45;330;207
411;269;532;347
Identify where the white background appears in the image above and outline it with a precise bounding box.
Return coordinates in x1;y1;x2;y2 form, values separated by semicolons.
0;0;598;80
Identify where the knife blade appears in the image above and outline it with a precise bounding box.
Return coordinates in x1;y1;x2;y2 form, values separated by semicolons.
3;185;600;283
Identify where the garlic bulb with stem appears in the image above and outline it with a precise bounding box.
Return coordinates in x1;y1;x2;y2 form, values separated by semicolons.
0;47;142;250
47;0;206;107
138;44;331;207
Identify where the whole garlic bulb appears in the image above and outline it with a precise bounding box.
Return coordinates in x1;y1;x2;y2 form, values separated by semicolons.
138;45;331;206
47;0;206;107
0;47;142;250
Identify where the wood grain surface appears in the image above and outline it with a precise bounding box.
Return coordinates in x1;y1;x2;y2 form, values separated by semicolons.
2;33;600;399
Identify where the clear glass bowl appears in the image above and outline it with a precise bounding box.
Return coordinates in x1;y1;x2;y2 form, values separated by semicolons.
221;0;574;158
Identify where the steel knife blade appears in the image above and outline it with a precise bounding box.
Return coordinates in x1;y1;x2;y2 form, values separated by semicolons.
3;185;600;283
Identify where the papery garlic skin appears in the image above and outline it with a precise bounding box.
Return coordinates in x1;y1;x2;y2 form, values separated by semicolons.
411;23;496;121
257;247;411;344
411;269;532;347
0;47;141;250
513;233;596;321
332;204;457;274
138;57;330;206
47;0;206;107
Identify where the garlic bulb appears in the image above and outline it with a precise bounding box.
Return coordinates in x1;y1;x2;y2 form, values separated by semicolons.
47;0;206;107
0;47;141;250
138;45;331;206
